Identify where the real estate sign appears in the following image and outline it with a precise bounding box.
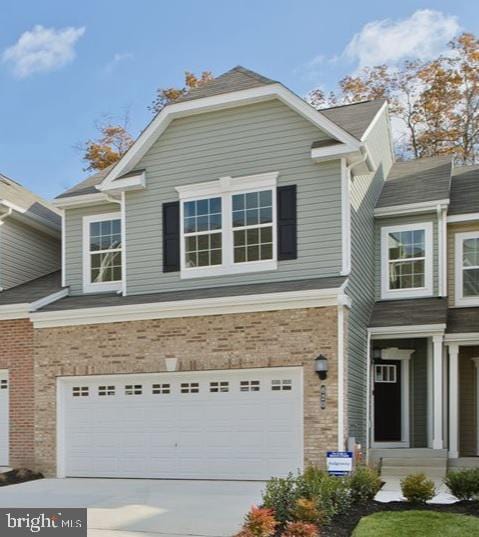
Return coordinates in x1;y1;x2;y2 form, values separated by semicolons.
326;451;353;476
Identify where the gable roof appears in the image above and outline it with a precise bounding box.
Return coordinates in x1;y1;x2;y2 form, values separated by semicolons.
376;156;452;209
175;66;277;102
55;166;113;199
449;165;479;216
320;99;386;141
0;172;61;228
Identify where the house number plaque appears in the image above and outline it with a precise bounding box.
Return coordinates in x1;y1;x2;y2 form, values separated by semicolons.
320;385;327;409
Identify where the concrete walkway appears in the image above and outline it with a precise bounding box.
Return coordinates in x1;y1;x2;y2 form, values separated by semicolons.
375;476;457;504
0;478;265;536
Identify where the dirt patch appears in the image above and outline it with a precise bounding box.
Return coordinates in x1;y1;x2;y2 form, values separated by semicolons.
322;500;479;537
0;468;43;487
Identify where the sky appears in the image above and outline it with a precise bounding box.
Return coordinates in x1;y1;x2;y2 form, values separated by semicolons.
0;1;478;200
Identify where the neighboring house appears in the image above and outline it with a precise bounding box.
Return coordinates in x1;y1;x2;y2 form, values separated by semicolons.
2;66;479;480
0;174;63;468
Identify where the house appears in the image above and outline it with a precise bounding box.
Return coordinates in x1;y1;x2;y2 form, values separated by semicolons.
1;66;479;480
0;173;63;468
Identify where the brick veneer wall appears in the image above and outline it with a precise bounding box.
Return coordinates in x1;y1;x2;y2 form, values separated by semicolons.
0;319;34;467
34;306;340;476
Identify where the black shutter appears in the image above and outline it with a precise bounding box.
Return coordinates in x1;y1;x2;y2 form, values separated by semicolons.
163;201;180;272
277;185;297;261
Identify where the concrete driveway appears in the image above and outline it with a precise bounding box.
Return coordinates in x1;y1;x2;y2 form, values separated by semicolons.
0;478;265;536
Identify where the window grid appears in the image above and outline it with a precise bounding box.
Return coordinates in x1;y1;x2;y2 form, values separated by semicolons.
240;380;260;392
463;237;479;297
152;383;171;394
181;382;199;394
210;381;229;393
89;218;122;284
98;385;115;396
272;379;292;391
72;386;89;397
374;365;397;383
388;229;426;290
0;379;8;390
125;384;142;396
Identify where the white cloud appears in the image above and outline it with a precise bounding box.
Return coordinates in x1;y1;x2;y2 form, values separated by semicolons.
345;10;460;67
104;52;133;73
2;25;85;78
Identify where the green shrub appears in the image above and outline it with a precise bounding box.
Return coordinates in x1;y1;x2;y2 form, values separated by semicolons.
262;474;299;523
349;465;382;502
296;466;328;500
314;475;352;519
445;469;479;500
400;473;435;504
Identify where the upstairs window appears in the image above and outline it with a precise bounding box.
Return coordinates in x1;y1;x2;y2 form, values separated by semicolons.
455;231;479;306
381;223;433;299
83;213;122;293
177;173;278;278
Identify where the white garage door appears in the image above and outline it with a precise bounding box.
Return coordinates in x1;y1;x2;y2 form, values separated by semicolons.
0;371;9;466
59;367;303;480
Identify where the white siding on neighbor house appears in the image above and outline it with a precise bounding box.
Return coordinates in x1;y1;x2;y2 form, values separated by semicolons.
64;202;120;295
0;219;60;290
347;109;393;446
124;99;343;295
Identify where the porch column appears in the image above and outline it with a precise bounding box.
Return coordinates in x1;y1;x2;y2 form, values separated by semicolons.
433;335;444;449
448;344;459;459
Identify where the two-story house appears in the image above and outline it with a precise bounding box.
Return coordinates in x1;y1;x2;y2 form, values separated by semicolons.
0;172;63;468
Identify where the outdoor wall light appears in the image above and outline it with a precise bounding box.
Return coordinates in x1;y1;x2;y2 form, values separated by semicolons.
315;354;328;380
372;348;382;363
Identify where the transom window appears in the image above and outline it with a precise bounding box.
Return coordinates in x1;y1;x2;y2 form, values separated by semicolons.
381;223;432;299
374;365;397;383
83;213;122;293
455;232;479;306
177;172;278;278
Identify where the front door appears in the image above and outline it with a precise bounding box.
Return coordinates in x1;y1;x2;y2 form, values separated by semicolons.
374;361;402;442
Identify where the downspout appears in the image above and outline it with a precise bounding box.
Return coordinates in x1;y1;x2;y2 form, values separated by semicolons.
0;206;13;292
437;203;448;297
365;330;371;464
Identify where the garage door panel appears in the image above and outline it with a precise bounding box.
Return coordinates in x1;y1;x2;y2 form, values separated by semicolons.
60;367;303;480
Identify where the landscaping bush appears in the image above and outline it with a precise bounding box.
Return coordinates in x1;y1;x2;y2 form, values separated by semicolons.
262;474;299;523
290;498;325;526
400;473;435;504
444;468;479;500
236;506;278;537
282;521;319;537
313;475;352;520
349;465;382;503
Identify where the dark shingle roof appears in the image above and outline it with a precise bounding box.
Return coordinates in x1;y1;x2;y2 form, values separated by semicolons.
55;166;113;199
320;99;386;141
0;271;62;306
39;276;346;312
447;308;479;333
449;165;479;216
175;66;277;103
376;157;452;209
0;173;61;227
369;298;448;328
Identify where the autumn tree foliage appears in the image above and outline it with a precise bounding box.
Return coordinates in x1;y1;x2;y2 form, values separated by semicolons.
308;32;479;163
149;71;214;114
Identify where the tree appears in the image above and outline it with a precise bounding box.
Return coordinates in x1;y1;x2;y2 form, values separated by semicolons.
149;71;214;114
81;115;134;172
307;32;479;163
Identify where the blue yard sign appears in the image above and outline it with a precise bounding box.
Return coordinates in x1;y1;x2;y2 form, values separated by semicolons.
326;451;353;477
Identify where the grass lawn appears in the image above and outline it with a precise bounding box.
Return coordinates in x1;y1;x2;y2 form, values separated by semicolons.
352;510;479;536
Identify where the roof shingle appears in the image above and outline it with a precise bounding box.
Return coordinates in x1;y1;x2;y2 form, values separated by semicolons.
449;165;479;216
0;271;62;306
369;298;448;328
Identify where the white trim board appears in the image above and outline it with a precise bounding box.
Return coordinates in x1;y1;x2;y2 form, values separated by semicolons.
31;287;350;328
447;213;479;223
454;231;479;307
374;200;449;218
0;288;69;320
369;324;446;340
99;84;362;190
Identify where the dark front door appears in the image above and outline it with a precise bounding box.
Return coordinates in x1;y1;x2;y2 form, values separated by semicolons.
374;360;402;442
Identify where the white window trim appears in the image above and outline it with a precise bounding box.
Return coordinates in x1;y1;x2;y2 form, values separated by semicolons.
82;212;122;293
176;172;278;279
455;231;479;307
381;222;433;300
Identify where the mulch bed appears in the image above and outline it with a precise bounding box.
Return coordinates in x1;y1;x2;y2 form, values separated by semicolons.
322;500;479;537
0;468;43;487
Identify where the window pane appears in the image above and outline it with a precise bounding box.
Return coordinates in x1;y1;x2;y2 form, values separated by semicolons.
389;259;425;290
260;207;272;224
389;229;425;261
210;249;222;265
247;245;260;262
233;210;245;227
197;199;209;215
464;268;479;297
247;228;259;245
100;221;111;236
261;227;272;243
246;209;258;226
197;234;209;251
210;233;222;250
185;236;197;252
90;222;101;237
184;217;196;234
198;251;209;266
234;230;245;247
184;201;196;218
210;197;222;214
209;213;221;230
246;192;258;209
112;220;121;234
259;190;272;207
261;244;273;260
197;215;209;232
464;238;479;267
186;251;197;268
232;194;244;211
235;247;246;263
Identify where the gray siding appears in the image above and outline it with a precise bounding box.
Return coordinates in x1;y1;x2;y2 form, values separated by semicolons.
374;213;439;300
0;219;60;290
64;203;119;294
125;99;342;295
410;340;428;448
346;110;393;445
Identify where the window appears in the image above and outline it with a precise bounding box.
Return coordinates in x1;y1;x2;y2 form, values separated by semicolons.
177;173;278;278
381;223;433;299
184;197;222;268
181;382;199;394
374;365;397;383
455;231;479;306
98;385;115;396
152;383;170;394
240;380;260;392
0;379;8;390
125;384;142;395
272;379;292;391
210;381;229;393
72;386;89;397
83;213;122;293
